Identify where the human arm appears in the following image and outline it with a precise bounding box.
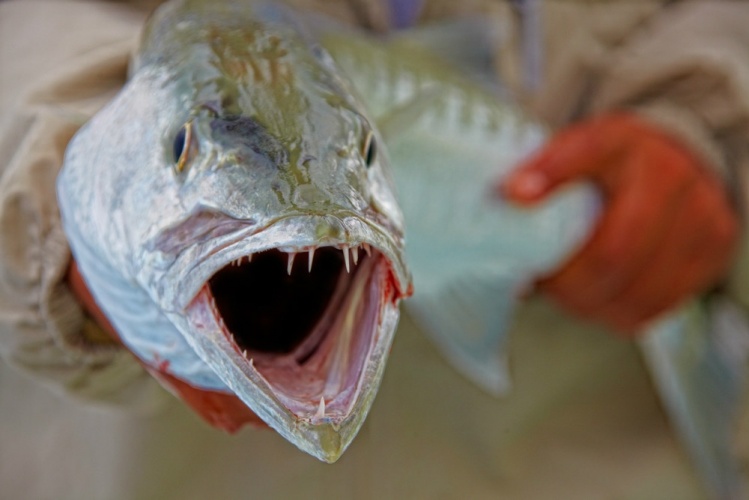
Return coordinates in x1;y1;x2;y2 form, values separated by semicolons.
501;112;739;334
493;1;749;333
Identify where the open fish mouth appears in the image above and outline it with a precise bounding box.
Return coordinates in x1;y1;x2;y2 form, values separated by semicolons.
175;218;407;462
189;243;388;421
210;245;373;357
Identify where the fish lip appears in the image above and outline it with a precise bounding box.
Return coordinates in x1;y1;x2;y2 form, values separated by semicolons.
152;213;410;311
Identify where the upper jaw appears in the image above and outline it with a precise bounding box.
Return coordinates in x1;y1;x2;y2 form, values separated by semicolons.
151;214;410;462
143;212;409;311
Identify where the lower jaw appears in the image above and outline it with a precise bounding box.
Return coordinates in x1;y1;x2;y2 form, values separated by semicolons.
178;250;402;462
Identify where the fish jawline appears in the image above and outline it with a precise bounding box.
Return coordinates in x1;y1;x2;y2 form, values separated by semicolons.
182;249;400;462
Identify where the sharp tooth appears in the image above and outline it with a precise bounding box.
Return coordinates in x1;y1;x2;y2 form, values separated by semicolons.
287;252;296;275
243;349;247;358
363;243;371;256
247;253;252;263
249;358;254;368
308;247;315;272
343;246;350;273
315;397;326;419
352;245;359;265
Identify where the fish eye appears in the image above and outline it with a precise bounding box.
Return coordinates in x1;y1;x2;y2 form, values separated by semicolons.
361;130;376;167
173;122;192;172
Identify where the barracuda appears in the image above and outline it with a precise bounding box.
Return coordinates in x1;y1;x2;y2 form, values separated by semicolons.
57;0;410;463
57;0;748;491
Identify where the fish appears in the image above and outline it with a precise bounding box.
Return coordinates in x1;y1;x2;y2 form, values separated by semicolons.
57;0;749;491
320;26;749;498
57;0;411;463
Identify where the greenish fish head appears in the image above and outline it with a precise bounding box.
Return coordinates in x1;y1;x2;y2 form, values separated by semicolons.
58;0;410;463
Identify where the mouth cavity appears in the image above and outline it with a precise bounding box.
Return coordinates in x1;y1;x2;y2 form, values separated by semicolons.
194;243;388;422
208;247;345;356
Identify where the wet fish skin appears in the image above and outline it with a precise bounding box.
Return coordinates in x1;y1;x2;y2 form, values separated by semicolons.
57;0;410;462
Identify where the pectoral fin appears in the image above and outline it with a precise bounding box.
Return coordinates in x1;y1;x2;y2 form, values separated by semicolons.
640;299;749;499
407;271;524;395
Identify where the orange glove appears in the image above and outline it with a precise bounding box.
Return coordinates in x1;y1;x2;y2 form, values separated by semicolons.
500;113;739;335
67;260;264;432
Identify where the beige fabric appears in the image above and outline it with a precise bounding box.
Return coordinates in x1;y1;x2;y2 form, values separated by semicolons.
2;0;748;498
0;1;168;409
427;0;749;179
0;305;706;499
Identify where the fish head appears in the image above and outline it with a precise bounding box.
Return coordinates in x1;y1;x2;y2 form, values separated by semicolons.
57;1;411;462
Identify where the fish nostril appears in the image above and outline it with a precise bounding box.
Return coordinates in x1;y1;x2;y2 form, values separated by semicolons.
301;154;317;169
210;116;288;167
211;115;261;134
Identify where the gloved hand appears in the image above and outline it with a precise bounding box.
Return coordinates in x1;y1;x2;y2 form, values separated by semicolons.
500;112;739;335
67;261;264;431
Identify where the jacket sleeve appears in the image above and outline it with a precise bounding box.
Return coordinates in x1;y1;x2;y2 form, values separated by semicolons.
579;1;749;309
485;1;748;176
590;1;749;183
0;1;165;411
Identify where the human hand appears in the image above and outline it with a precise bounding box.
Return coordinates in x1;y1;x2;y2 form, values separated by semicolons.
500;113;739;335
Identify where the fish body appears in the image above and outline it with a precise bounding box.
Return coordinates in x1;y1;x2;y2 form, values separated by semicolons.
58;0;410;462
322;29;749;497
321;30;599;393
